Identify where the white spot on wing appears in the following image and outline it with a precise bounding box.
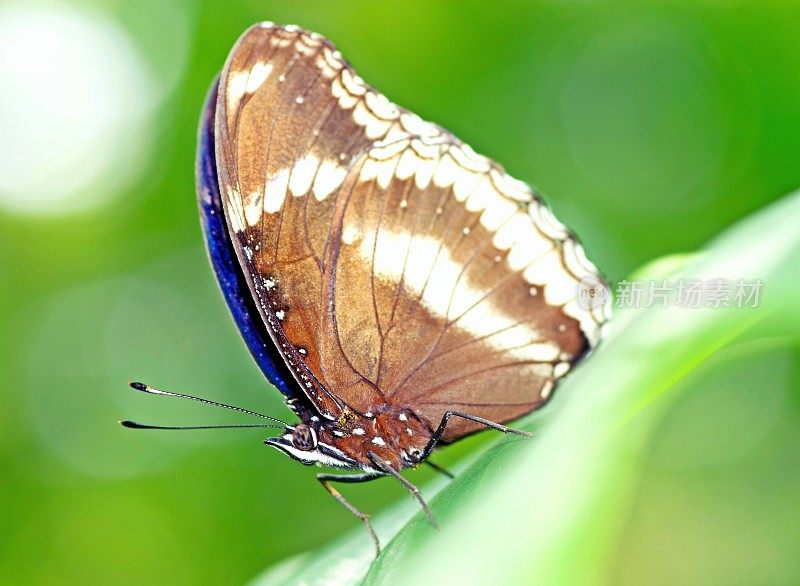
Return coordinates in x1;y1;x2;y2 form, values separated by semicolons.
507;223;552;271
395;149;418;181
413;155;437;190
492;168;531;202
342;224;360;245
523;250;575;306
531;202;568;239
226;70;248;110
331;77;358;109
288;153;320;197
493;213;534;251
245;61;273;93
432;152;462;188
554;362;570;378
400;112;437;137
365;90;399;119
453;169;483;202
313;159;347;200
244;191;264;226
353;100;392;139
341;68;366;96
464;177;495;212
225;186;245;232
263;168;290;214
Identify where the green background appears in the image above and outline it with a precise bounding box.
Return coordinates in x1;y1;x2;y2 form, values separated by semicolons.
1;1;799;584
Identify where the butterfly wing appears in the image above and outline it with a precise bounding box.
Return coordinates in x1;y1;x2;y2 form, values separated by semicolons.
214;24;610;434
197;77;307;403
332;138;609;440
215;24;419;420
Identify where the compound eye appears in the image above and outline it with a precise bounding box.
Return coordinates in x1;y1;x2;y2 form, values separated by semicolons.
408;447;422;461
292;424;317;451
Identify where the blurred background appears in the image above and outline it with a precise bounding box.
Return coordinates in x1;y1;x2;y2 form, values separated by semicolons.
1;1;799;584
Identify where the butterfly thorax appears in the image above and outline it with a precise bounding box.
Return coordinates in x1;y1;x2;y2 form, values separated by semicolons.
321;407;433;471
265;406;432;472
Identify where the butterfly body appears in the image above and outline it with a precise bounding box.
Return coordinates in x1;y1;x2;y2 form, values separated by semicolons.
267;408;433;472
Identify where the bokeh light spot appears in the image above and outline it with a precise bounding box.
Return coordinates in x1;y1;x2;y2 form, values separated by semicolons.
0;1;157;215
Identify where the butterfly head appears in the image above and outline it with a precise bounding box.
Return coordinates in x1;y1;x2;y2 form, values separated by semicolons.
264;422;359;469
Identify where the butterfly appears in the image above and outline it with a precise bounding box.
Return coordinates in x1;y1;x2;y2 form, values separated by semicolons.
123;22;610;553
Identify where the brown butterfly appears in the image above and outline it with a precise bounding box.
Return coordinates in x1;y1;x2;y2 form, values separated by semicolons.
123;22;610;553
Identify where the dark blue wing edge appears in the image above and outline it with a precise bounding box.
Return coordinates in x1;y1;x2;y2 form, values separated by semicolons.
195;78;298;401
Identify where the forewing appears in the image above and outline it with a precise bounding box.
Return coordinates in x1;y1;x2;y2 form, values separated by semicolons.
215;24;443;418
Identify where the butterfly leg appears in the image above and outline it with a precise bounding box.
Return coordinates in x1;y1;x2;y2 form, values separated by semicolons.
423;458;454;479
317;472;382;555
421;411;533;461
367;452;439;530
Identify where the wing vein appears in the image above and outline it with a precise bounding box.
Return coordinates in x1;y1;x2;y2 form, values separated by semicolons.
403;359;557;403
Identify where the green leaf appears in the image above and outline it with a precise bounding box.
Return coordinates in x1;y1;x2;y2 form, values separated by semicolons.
253;190;800;586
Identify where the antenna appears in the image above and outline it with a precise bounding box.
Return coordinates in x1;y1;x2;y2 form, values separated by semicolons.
123;381;291;428
120;420;284;430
